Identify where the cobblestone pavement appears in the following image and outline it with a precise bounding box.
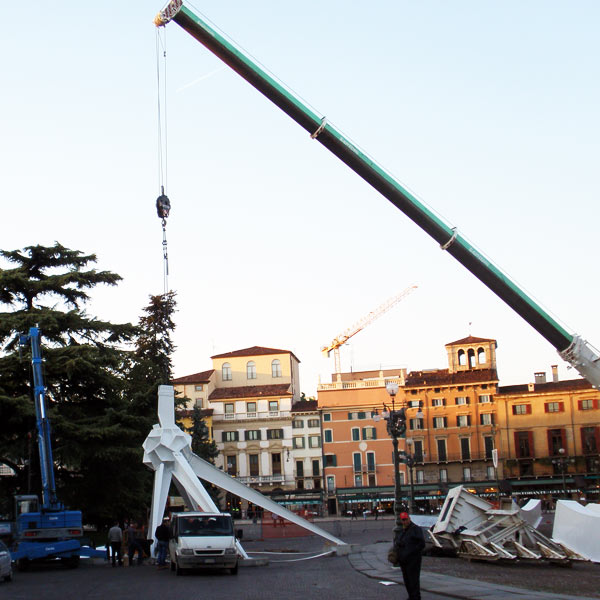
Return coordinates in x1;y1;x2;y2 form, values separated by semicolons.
420;551;600;599
244;516;600;599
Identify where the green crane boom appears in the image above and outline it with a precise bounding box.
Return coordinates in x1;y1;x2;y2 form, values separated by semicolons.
154;0;600;388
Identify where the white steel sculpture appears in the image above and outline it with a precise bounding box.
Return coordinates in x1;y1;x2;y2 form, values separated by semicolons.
552;500;600;562
142;386;347;557
429;486;584;563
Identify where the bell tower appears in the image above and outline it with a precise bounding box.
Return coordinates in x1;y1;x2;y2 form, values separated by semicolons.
446;336;497;374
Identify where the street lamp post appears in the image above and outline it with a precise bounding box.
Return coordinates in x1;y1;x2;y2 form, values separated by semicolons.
490;425;500;503
404;438;417;514
383;382;407;533
552;448;574;499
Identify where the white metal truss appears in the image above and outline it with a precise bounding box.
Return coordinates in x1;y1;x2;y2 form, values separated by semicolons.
142;386;347;557
429;486;586;565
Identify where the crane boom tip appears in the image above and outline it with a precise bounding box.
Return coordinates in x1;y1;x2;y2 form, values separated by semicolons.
154;0;183;27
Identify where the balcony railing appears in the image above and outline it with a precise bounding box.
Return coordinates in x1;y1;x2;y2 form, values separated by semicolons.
318;376;404;391
353;465;377;473
237;474;294;485
416;450;495;464
215;410;290;422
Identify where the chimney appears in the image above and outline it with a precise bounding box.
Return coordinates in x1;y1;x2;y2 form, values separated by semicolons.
551;365;559;383
527;382;535;392
534;372;546;384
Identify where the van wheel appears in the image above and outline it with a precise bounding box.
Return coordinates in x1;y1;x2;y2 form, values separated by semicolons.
17;559;29;572
61;556;80;569
230;563;238;575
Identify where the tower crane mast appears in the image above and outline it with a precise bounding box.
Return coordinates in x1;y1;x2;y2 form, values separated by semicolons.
322;285;417;376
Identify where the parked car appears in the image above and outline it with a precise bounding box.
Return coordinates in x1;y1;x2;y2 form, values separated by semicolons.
0;540;12;582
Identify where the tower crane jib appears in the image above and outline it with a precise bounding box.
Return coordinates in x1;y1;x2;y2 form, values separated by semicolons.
321;285;417;375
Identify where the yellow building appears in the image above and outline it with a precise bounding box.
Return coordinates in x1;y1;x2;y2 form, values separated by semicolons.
172;369;216;437
319;334;600;514
174;346;303;516
496;374;600;501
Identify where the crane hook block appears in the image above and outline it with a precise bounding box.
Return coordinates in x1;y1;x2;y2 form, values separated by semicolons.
156;194;171;220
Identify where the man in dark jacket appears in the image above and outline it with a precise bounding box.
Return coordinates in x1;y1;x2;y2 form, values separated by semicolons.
393;512;425;600
155;518;170;567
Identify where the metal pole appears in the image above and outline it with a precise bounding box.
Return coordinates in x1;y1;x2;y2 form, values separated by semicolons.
392;435;402;533
408;458;415;514
494;465;500;503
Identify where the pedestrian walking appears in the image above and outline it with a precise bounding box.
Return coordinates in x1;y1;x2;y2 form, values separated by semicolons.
393;512;425;600
125;522;144;566
154;517;170;568
107;521;123;567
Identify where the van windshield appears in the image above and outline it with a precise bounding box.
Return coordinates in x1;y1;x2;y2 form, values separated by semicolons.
178;516;233;537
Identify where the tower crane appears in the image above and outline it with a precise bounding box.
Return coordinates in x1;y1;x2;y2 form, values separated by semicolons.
321;285;417;377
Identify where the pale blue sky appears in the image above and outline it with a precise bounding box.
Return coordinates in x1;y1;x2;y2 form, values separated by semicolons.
3;1;599;395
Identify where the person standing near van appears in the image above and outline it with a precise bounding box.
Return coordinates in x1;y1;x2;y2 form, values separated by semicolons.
107;521;123;567
155;518;170;568
393;512;425;600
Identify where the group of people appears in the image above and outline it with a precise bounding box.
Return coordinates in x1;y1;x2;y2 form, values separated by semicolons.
107;511;425;599
106;518;171;568
349;507;380;520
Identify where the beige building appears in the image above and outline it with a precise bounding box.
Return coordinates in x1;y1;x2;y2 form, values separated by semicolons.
496;374;600;501
174;346;302;516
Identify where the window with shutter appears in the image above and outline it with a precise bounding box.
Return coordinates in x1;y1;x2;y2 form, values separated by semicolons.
460;437;471;460
581;427;600;454
362;427;376;440
437;439;447;462
579;399;596;411
515;431;533;458
528;431;535;457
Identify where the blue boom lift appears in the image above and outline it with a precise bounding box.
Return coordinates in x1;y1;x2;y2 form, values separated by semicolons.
10;327;103;568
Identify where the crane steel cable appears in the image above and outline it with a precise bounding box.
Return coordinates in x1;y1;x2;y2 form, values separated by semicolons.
155;26;171;296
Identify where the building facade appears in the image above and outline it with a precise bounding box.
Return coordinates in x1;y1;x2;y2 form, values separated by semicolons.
174;346;302;517
319;335;600;515
172;337;600;516
496;375;600;502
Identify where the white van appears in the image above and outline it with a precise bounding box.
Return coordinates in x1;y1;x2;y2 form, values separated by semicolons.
168;512;239;575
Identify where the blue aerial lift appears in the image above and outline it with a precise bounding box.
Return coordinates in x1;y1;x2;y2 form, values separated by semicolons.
10;327;103;568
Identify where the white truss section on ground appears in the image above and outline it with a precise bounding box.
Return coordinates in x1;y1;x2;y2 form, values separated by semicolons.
552;500;600;562
517;498;542;529
429;486;584;564
142;386;347;556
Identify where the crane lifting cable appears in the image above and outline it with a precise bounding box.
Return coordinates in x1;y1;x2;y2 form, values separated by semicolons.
156;188;171;295
155;24;171;295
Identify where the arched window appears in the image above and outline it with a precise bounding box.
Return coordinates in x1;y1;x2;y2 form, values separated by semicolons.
458;349;466;366
468;349;476;368
271;359;282;378
247;361;257;379
222;362;232;381
477;347;486;364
